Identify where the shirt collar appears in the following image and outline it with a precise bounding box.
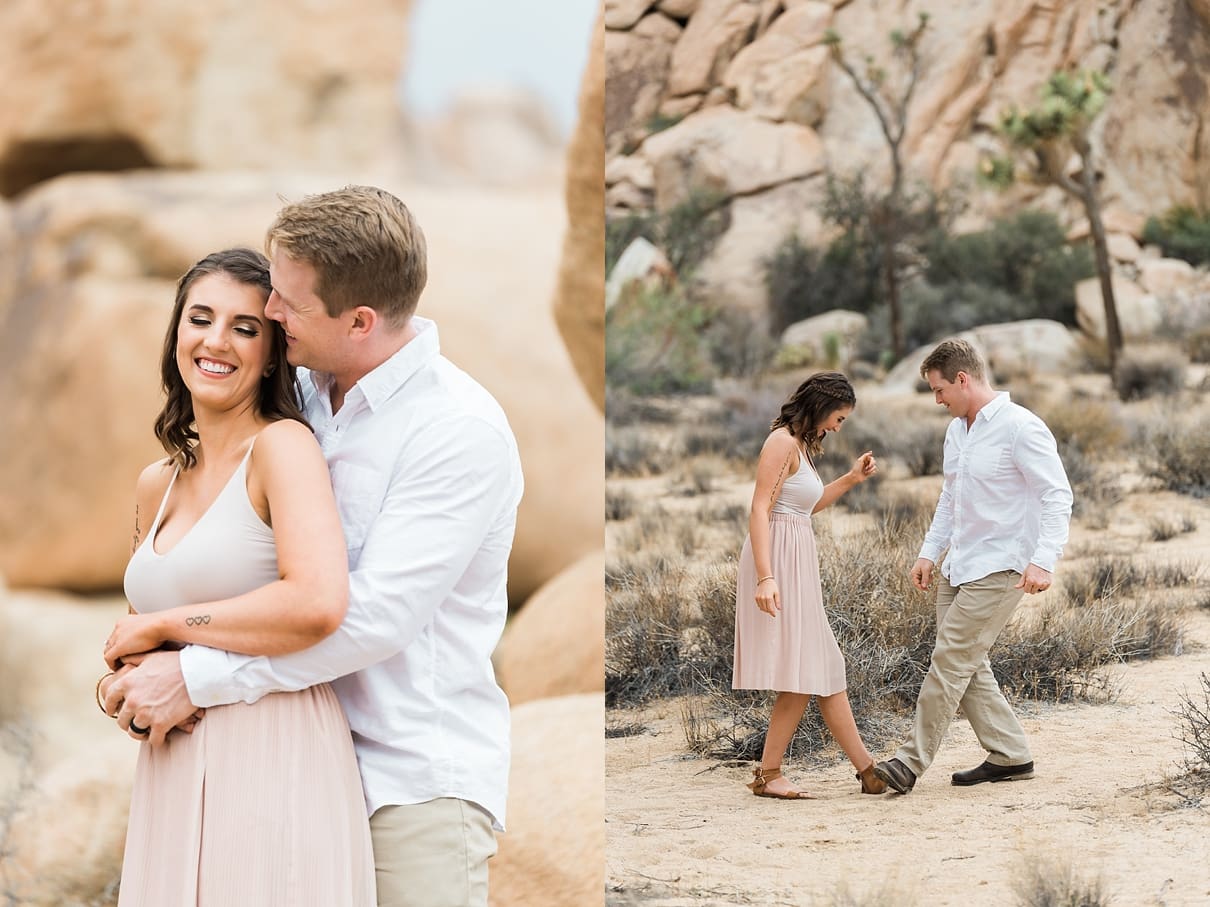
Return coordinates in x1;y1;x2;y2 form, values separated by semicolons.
307;316;441;413
977;391;1011;423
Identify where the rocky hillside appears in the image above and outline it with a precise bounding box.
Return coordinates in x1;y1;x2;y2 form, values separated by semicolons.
605;0;1210;315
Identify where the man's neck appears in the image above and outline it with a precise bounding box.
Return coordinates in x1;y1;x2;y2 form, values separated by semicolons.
328;318;419;415
963;384;999;427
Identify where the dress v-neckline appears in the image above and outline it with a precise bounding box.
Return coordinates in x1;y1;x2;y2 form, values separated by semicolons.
150;444;255;558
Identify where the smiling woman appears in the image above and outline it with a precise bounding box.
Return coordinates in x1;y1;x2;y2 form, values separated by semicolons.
101;246;373;906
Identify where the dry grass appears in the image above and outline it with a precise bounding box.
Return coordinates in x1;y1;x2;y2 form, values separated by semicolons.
1172;672;1210;791
1137;410;1210;498
1012;855;1111;907
1148;512;1198;542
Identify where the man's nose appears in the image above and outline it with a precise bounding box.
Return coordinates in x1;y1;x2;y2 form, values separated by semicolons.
265;291;285;322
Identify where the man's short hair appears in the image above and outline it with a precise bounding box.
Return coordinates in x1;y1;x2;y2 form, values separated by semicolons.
266;185;427;327
919;338;986;383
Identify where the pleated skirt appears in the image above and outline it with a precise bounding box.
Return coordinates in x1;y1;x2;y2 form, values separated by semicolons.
117;682;375;906
732;512;848;695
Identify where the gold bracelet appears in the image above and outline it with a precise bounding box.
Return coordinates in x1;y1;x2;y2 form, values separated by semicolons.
757;575;775;585
95;671;116;716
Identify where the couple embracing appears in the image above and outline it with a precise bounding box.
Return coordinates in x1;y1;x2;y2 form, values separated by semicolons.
97;186;522;906
733;344;1073;799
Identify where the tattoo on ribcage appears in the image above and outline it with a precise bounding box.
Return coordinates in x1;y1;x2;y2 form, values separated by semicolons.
769;449;794;509
185;615;211;627
131;504;140;552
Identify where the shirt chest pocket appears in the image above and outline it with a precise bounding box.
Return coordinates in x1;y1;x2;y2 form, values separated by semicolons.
329;461;387;553
967;446;1012;480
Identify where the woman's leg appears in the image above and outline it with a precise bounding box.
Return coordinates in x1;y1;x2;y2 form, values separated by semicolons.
817;691;874;771
757;692;811;795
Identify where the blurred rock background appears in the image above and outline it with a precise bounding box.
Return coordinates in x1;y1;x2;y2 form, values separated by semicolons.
0;2;604;905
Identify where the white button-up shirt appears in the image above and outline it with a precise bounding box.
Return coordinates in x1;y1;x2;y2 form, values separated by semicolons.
919;392;1072;587
180;317;523;830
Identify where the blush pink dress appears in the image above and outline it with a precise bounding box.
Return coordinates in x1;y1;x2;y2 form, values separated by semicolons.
732;446;848;695
118;444;375;906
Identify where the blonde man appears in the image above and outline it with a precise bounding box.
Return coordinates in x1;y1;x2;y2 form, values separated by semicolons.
874;339;1072;794
105;186;523;906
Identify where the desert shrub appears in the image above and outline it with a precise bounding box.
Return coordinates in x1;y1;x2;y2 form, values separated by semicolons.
1149;513;1197;542
605;284;715;396
923;209;1093;326
606;531;740;707
605;425;675;477
1013;856;1111;907
996;594;1185;702
1037;399;1125;456
701;305;778;380
1061;556;1199;609
1057;442;1121;528
765;233;882;333
604;189;730;278
1113;347;1188;400
1138;412;1210;497
823;399;948;477
604;386;682;428
1142;205;1210;267
606;487;636;521
605;208;659;275
898;280;1023;350
1174;672;1210;777
1187;325;1210;364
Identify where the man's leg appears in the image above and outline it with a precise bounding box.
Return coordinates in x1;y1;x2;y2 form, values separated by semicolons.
370;798;497;907
895;571;1025;777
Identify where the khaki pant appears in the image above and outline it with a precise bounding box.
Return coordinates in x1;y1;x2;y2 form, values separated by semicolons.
896;570;1032;777
370;798;498;907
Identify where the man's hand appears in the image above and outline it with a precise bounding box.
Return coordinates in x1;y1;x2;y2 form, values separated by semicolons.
911;558;935;591
1015;564;1053;595
103;649;201;745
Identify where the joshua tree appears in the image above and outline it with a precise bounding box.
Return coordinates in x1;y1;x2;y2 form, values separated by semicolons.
823;13;930;361
983;70;1124;378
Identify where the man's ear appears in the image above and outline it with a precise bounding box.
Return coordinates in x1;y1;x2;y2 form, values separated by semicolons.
349;305;379;339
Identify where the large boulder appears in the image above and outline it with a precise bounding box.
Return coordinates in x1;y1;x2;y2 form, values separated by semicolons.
491;694;605;907
666;0;761;98
0;172;601;603
555;11;607;415
641;105;827;211
605;12;683;152
723;2;834;125
0;1;411;194
1075;275;1162;342
1137;257;1200;297
883;319;1081;392
494;551;605;706
605;0;657;29
778;309;869;368
605;237;674;310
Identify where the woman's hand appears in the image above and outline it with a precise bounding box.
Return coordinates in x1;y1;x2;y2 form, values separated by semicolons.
103;613;167;670
848;451;877;484
755;577;781;616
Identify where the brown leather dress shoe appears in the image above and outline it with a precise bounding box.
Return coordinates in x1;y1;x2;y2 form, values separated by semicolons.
951;760;1035;786
872;758;916;794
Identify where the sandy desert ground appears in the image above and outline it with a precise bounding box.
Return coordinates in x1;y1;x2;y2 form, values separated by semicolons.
605;391;1210;907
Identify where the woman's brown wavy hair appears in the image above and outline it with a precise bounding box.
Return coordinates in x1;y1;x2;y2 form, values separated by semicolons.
770;371;857;458
154;248;309;470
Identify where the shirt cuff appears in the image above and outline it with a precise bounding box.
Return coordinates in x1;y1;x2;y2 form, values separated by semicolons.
918;542;944;564
1029;548;1061;574
179;644;254;708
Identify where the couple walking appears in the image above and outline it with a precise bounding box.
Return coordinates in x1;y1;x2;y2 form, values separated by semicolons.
97;186;522;906
733;344;1074;799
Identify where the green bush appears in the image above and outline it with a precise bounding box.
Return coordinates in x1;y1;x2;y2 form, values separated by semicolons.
923;209;1094;326
1142;205;1210;267
1113;348;1187;400
605;189;731;278
605;284;715;395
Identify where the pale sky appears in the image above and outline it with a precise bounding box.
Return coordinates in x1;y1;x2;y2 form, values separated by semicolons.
402;0;597;137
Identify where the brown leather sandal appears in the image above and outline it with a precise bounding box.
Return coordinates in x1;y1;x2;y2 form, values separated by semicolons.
746;766;816;800
856;762;887;794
